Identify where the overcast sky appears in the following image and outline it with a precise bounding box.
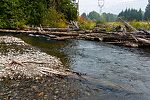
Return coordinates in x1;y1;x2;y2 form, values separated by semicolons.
79;0;148;15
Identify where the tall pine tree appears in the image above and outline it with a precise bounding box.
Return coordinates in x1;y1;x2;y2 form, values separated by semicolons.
144;0;150;21
118;8;143;21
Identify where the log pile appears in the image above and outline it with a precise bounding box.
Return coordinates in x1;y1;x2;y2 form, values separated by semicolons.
0;19;150;47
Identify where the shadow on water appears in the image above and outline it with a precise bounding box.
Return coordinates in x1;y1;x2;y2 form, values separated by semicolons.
0;33;150;99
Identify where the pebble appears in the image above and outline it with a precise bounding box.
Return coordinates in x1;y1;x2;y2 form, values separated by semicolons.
0;36;64;79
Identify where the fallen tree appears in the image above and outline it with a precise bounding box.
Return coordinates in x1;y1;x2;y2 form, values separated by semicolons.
0;19;150;48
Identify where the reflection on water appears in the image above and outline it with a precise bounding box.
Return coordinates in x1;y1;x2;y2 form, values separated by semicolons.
0;33;150;99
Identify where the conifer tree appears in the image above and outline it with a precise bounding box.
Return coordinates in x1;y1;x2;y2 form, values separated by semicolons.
118;8;143;21
144;0;150;20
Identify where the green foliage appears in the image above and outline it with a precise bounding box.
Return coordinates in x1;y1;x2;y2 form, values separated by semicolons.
104;21;150;31
103;22;122;31
81;11;117;22
101;13;117;22
118;8;143;21
144;0;150;21
0;0;77;28
21;0;47;26
87;11;101;21
58;0;78;21
129;21;150;30
78;17;96;30
42;8;67;28
0;0;27;29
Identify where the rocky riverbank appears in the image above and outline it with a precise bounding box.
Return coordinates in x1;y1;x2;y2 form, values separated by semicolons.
0;36;89;99
0;36;66;79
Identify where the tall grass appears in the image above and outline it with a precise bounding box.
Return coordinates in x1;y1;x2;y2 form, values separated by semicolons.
78;16;150;31
78;17;96;30
129;21;150;30
103;21;150;31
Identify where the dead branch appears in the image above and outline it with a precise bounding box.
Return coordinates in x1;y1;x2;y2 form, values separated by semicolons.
118;17;138;32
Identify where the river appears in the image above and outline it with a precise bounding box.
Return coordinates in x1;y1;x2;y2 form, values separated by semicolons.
0;33;150;99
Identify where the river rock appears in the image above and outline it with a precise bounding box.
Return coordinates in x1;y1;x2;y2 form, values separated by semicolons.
0;36;66;79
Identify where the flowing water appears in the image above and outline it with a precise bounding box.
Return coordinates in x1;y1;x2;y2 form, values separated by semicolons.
0;33;150;99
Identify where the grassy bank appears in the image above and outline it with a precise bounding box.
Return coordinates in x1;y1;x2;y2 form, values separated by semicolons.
106;21;150;31
129;21;150;30
78;19;150;31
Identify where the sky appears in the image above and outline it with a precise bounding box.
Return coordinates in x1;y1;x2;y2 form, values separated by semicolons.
79;0;148;15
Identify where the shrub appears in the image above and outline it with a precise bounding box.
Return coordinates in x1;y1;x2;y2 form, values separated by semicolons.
129;21;150;30
78;16;96;30
42;8;67;28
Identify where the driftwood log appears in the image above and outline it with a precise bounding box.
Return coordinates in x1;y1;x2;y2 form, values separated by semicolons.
118;18;150;46
0;60;85;79
118;17;138;32
0;20;150;48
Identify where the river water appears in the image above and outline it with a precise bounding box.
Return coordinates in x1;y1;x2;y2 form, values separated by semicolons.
0;33;150;99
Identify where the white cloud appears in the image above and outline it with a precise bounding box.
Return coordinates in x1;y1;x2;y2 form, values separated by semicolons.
120;0;136;3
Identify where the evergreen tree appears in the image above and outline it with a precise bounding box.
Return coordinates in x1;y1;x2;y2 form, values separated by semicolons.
138;9;143;21
118;8;143;21
81;13;87;19
144;0;150;21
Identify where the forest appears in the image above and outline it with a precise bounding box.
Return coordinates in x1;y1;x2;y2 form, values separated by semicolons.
0;0;77;29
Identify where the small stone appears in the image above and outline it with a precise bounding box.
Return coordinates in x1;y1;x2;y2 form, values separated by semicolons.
38;92;44;97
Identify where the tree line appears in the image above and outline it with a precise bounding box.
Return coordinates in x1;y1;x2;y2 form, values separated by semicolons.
117;0;150;21
118;8;143;21
0;0;77;29
81;0;150;22
81;11;117;22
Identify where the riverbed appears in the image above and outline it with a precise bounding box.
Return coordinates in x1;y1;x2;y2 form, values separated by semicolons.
0;33;150;99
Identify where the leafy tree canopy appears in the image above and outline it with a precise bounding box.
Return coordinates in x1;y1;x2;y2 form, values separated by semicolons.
0;0;78;28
